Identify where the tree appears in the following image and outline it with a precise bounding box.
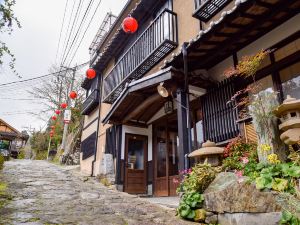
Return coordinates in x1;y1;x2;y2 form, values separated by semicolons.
28;65;85;157
0;0;21;75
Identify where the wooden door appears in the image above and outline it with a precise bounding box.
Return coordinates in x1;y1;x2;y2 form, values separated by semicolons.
124;134;147;194
153;115;179;196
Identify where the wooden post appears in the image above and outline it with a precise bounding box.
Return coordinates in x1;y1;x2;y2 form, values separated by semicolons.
176;89;189;171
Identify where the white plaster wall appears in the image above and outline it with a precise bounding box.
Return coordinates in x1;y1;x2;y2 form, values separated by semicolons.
238;14;300;59
121;125;152;161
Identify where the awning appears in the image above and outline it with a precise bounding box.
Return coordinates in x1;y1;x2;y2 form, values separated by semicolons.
102;67;178;125
163;0;300;71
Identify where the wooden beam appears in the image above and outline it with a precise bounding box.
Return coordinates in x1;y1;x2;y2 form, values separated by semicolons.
123;93;162;123
176;89;189;171
255;0;274;9
192;0;297;70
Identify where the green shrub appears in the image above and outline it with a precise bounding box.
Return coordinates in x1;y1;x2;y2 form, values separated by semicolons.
178;163;220;194
0;155;4;170
35;151;47;160
280;210;300;225
177;192;205;221
222;137;258;171
17;150;25;159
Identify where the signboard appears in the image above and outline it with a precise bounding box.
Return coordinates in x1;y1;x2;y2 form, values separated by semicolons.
64;110;71;124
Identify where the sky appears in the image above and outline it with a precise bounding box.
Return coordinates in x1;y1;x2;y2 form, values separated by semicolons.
0;0;127;132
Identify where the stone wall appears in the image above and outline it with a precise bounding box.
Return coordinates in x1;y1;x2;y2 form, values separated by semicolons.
202;172;283;225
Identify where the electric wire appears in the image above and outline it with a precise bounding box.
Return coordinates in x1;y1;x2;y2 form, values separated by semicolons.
61;0;95;67
0;62;88;88
54;0;70;64
67;0;103;67
59;0;83;67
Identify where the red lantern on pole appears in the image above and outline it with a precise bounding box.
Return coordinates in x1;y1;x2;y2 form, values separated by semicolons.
69;91;77;99
52;116;57;121
86;68;96;79
61;103;67;109
55;110;61;115
122;16;138;33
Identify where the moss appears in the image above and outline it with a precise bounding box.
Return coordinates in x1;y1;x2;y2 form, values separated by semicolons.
0;182;12;209
0;154;4;170
26;217;40;222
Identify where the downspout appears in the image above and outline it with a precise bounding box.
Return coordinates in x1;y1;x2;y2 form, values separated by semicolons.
91;73;103;177
183;42;192;169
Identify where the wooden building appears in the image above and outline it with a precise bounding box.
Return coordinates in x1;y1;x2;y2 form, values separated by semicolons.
80;0;300;196
0;119;29;157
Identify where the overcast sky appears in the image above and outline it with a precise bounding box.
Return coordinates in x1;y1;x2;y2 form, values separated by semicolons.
0;0;127;132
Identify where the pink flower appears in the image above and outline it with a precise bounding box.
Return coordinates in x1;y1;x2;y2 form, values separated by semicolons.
235;170;243;178
240;157;249;164
173;178;179;184
235;170;244;183
188;168;192;174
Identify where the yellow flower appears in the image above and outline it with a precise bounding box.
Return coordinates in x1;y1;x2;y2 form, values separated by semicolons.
260;144;272;153
267;154;280;164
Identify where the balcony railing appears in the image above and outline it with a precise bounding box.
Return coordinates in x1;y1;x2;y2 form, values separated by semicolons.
193;0;232;22
81;89;99;115
102;9;178;103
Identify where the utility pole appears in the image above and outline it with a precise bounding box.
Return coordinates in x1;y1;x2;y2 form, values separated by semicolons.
61;65;77;155
47;136;52;160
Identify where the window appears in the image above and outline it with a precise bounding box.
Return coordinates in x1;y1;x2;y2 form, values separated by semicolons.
279;61;300;99
274;38;300;62
249;75;274;96
191;109;204;149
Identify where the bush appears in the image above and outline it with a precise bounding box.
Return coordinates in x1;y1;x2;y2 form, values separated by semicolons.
0;155;4;170
35;151;48;160
178;163;220;194
17;150;25;159
222;137;258;171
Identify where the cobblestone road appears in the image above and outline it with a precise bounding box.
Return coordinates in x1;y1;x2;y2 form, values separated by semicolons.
0;160;192;225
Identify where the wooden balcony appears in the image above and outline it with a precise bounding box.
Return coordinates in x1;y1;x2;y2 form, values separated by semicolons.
102;9;178;104
81;89;99;115
193;0;232;22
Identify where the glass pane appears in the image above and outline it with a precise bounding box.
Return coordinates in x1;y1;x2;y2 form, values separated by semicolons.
249;75;274;95
196;120;204;147
280;61;300;99
127;138;144;170
156;125;167;177
168;128;179;176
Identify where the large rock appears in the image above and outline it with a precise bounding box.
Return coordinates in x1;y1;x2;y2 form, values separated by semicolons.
218;212;282;225
203;172;281;213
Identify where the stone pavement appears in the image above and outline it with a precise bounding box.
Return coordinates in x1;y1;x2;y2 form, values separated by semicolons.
0;160;193;225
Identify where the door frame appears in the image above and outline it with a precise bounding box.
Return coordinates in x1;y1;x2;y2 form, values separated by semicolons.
152;113;179;196
124;133;148;194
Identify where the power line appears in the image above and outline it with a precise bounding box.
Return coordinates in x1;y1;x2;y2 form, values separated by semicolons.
55;0;70;64
59;0;83;67
61;0;95;67
59;0;77;64
0;62;88;87
67;0;103;66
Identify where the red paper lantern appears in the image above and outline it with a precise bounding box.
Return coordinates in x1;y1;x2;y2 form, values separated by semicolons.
50;126;55;130
52;116;57;121
86;68;96;79
69;91;77;99
122;16;138;33
61;103;67;109
55;110;61;115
